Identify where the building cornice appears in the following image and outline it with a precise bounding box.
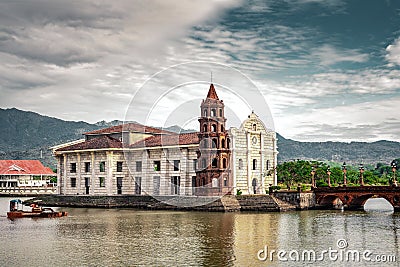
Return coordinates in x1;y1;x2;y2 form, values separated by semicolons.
55;144;199;155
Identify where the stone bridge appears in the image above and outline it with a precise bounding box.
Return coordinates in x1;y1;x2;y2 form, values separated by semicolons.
314;186;400;211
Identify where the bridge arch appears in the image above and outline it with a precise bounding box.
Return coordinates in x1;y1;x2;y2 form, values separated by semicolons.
317;195;344;209
349;194;396;210
314;186;400;212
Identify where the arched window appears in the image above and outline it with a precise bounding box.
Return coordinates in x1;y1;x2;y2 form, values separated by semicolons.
211;109;216;117
227;138;230;149
212;158;218;168
203;124;208;132
253;159;257;170
223;158;227;168
221;139;225;148
219;109;223;117
204;109;208;117
253;124;257;131
239;159;243;170
212;178;218;188
266;160;270;170
212;139;217;148
212;124;217;132
221;125;224;132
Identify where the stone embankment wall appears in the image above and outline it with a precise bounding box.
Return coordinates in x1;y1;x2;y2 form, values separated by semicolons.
23;194;301;212
272;191;316;210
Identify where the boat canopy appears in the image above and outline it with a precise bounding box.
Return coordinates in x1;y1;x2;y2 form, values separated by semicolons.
10;199;22;204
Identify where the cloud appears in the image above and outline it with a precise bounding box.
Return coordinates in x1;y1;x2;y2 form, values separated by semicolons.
386;37;400;66
0;0;241;66
0;0;399;144
312;44;369;66
0;0;241;122
274;96;400;142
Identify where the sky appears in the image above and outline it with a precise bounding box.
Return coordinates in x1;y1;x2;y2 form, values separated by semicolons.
1;0;400;142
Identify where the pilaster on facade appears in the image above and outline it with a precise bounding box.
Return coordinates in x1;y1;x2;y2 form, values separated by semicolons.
106;151;113;195
90;151;95;195
246;131;251;194
63;155;67;195
57;156;62;194
260;132;265;194
231;132;237;194
160;149;168;195
182;148;190;195
77;152;81;194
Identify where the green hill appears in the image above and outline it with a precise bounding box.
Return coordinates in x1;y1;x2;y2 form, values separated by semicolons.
0;108;398;168
0;108;101;168
276;134;400;165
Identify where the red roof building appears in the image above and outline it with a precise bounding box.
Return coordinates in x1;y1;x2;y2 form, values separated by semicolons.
0;160;57;193
0;160;55;176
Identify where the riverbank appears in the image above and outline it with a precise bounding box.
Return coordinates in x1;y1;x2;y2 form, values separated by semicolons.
22;192;316;212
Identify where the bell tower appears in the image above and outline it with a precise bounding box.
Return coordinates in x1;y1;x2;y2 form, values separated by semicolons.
195;84;232;196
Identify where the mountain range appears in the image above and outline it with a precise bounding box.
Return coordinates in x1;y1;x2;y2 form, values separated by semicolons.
0;108;398;168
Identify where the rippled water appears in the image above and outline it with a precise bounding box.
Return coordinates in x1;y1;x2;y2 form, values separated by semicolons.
0;197;399;266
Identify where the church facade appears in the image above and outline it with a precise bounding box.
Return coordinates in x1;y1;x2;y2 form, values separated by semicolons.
53;84;277;196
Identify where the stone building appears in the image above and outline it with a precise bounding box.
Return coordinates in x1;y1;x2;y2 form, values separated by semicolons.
53;84;277;196
230;112;278;195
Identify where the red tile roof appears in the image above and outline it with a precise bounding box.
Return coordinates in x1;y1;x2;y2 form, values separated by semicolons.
56;135;122;152
129;132;199;148
206;84;219;100
84;122;173;135
0;160;55;175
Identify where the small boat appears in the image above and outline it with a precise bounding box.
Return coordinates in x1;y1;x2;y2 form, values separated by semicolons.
7;199;68;219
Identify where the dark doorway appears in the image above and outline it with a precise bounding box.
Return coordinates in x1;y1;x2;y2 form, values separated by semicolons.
117;177;123;194
135;177;141;195
252;178;257;194
85;177;90;194
192;176;196;194
171;176;180;195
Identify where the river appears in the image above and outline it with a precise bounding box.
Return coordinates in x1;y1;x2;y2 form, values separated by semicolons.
0;197;399;266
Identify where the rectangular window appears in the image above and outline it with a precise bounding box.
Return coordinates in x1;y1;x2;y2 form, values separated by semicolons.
85;162;90;173
239;159;243;170
99;161;105;172
224;177;228;187
154;161;161;171
117;161;123;172
70;163;76;173
136;161;142;172
71;177;76;188
99;177;105;187
173;160;180;171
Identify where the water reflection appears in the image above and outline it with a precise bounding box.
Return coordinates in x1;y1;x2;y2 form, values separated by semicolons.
0;198;400;266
